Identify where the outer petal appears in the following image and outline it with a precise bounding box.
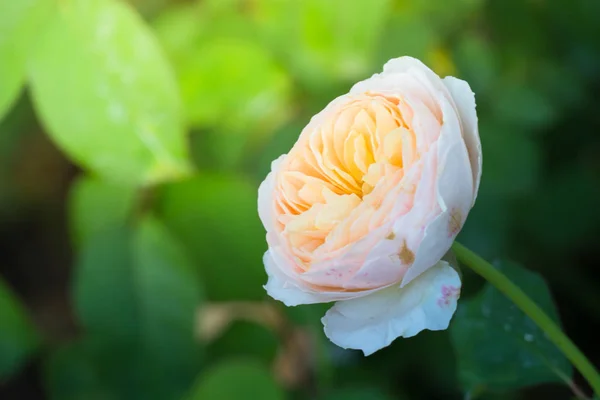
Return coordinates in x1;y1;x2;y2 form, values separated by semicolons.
351;56;450;119
322;260;461;356
263;250;385;306
382;56;452;102
264;250;325;306
258;154;287;230
443;76;482;203
400;96;474;287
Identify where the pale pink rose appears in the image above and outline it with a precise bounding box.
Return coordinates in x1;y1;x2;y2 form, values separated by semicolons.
258;56;482;355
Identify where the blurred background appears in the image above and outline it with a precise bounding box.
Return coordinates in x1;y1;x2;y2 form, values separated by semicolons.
1;0;600;399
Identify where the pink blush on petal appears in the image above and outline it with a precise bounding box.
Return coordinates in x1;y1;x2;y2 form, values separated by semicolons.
437;285;460;308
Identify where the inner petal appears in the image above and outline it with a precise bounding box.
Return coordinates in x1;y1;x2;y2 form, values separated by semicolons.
275;92;428;268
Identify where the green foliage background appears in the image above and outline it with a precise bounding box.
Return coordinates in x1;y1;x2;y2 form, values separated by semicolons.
1;0;600;399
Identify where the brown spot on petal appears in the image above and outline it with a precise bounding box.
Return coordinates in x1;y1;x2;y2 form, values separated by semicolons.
398;239;415;265
386;231;396;240
448;208;463;237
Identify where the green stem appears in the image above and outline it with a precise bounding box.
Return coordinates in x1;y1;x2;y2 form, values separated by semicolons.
452;241;600;397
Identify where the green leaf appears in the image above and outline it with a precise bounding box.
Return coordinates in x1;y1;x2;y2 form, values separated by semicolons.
157;174;267;301
72;216;203;399
400;0;484;35
477;392;522;400
479;120;541;197
150;3;205;64
131;217;203;365
254;120;306;181
152;3;292;168
152;3;292;131
251;0;391;90
450;260;572;391
376;11;437;68
186;359;285;400
68;176;137;246
207;320;279;365
284;303;331;328
74;216;203;355
74;227;137;340
0;0;51;120
29;0;191;186
178;38;291;132
521;165;600;250
182;38;292;169
317;386;397;400
0;277;40;379
492;81;557;131
44;338;118;400
45;335;199;400
457;192;510;261
0;96;35;212
453;35;498;96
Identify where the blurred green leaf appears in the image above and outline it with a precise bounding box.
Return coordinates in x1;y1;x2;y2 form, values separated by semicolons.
476;390;523;400
44;338;118;400
129;0;170;18
180;37;292;169
252;0;391;91
72;216;203;399
535;63;585;112
521;165;600;250
178;38;291;133
0;96;35;213
284;303;330;328
150;3;205;64
254;120;305;180
0;0;51;120
0;277;40;379
345;330;457;398
75;216;203;354
131;217;203;364
69;176;137;246
402;0;484;34
157;174;266;301
485;0;545;56
397;331;459;395
153;3;292;169
186;359;285;400
376;11;437;68
453;35;498;96
492;81;557;131
75;227;135;340
45;335;201;400
29;0;191;186
0;95;33;165
457;192;510;261
479;121;542;197
207;320;279;365
317;386;397;400
450;260;572;391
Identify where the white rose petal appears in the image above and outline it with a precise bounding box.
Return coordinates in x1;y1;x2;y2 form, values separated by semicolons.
322;260;461;356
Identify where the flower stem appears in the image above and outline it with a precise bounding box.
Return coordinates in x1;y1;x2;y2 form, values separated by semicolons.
451;241;600;397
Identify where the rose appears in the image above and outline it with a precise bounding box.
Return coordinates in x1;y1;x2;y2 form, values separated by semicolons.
258;56;482;355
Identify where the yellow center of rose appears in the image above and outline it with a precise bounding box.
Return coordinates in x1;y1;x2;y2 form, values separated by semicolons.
274;93;420;269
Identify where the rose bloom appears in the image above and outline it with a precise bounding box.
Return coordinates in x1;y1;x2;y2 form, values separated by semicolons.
258;57;482;355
